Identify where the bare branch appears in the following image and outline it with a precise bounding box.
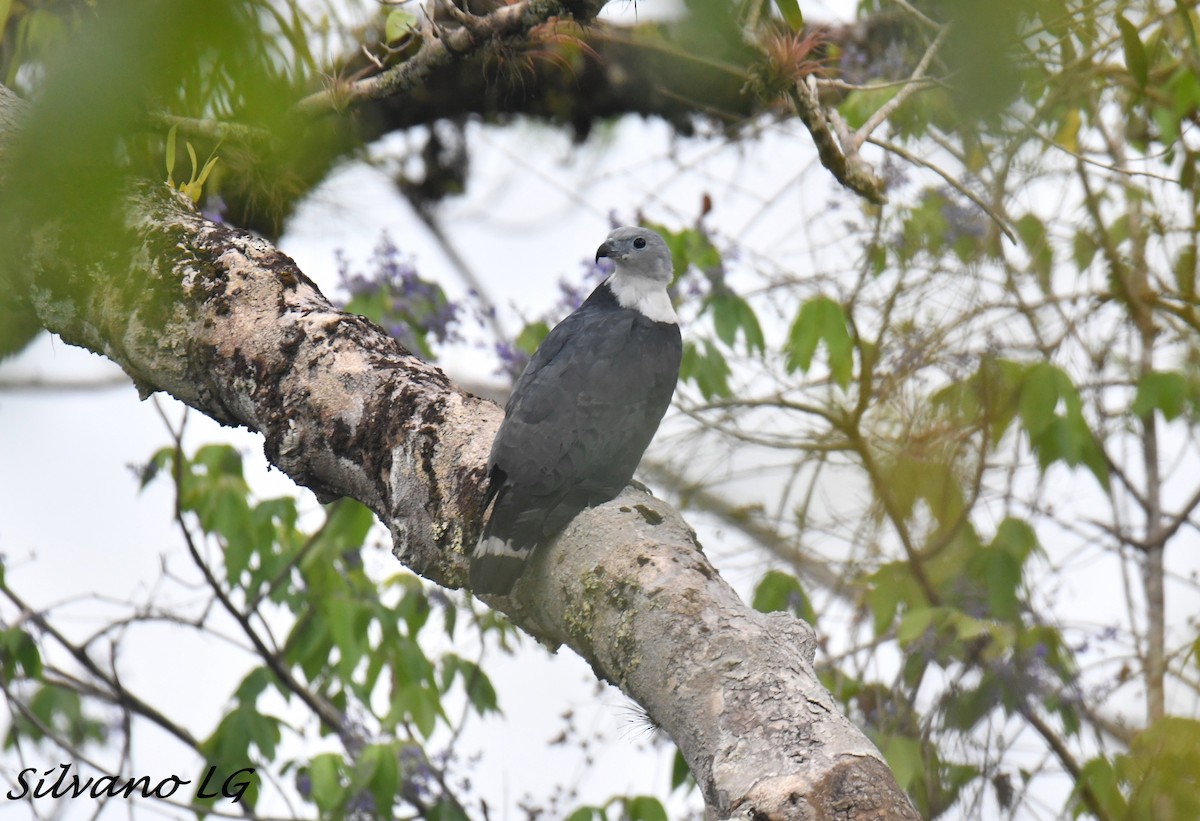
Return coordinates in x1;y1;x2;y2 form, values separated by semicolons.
849;26;948;153
868;135;1017;243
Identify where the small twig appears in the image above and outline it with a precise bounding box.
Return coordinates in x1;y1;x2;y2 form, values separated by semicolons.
867;135;1017;243
435;0;477;28
891;0;943;32
1016;703;1115;821
361;43;386;71
0;582;199;749
814;76;938;94
0;374;130;392
850;26;949;153
640;460;842;592
1022;118;1180;182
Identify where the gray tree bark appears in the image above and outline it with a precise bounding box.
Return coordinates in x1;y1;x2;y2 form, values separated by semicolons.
0;81;918;821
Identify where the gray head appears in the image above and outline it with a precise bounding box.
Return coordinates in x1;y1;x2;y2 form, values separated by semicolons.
595;226;674;284
594;226;678;323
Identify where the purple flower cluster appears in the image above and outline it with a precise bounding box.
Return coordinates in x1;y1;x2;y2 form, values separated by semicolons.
399;744;436;804
940;199;987;244
494;340;530;383
838;38;915;85
334;234;462;359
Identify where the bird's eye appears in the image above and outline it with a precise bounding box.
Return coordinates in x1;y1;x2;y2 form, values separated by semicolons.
633;237;647;249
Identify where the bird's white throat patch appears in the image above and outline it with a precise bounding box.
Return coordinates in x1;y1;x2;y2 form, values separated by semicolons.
608;272;678;324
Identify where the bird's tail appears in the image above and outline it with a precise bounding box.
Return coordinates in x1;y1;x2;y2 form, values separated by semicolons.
470;484;532;595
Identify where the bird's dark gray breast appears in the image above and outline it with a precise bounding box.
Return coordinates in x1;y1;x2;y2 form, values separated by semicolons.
489;300;682;514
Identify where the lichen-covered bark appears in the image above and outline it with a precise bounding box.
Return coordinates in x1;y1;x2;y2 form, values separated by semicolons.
18;177;495;587
518;494;920;820
1;81;917;820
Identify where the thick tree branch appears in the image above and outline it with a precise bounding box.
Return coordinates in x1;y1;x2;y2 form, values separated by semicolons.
296;0;606;115
1;82;916;820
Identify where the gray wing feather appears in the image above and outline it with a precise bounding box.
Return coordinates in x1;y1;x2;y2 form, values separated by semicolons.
474;297;681;594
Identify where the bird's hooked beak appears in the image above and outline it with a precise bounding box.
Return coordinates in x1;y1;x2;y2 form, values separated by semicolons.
595;241;613;263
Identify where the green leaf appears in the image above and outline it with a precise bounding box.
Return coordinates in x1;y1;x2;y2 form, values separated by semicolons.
785;302;821;373
1072;230;1097;272
1015;213;1052;289
1117;15;1149;88
246;709;281;760
308;752;345;812
741;302;765;353
285;614;331;674
786;296;854;388
443;654;499;715
234;667;272;704
878;734;923;791
1132;370;1188;421
1070;756;1126;819
710;292;739;348
680;339;732;399
624;796;668;821
0;627;42;682
1174;243;1196;296
385;8;417;42
991;517;1039;565
897;606;942;646
1018;362;1060;436
322;499;375;553
564;809;599;821
670;748;693;792
394;637;434;684
645;223;722;279
139;446;177;489
866;242;887;275
838;87;900;131
194;443;244;477
1120;717;1200;819
950;612;992;643
943;680;1001;731
1183;150;1198;195
359;744;399;816
328;599;367;677
866;563;914;636
751;570;816;623
708;292;765;355
1108;213;1131;248
190;153;220;199
6;684;105;749
1176;0;1200;65
822;305;854;389
515;321;550;356
392;683;441;738
773;0;803;30
200;705;282;789
427;799;473;821
394;581;433;636
186;141;199;184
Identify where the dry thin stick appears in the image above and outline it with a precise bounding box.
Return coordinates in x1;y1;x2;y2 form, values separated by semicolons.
868;134;1017;244
850;26;949;153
